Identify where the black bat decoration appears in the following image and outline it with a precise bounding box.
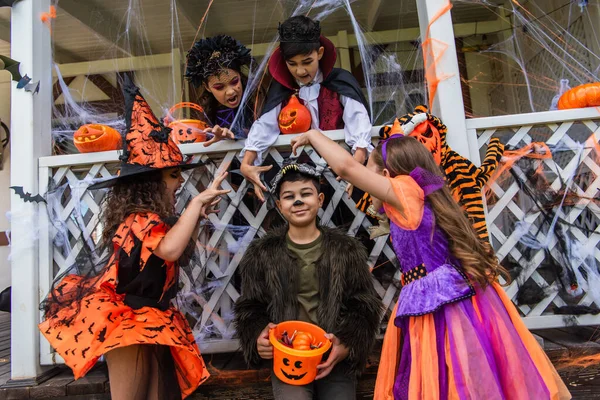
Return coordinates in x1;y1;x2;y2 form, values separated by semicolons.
97;326;107;342
10;186;46;204
143;334;159;339
0;55;22;81
17;75;40;94
144;325;165;332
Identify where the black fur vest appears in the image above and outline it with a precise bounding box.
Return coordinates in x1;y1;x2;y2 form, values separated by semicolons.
233;226;383;375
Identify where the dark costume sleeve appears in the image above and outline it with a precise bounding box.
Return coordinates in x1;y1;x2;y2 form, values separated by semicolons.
326;233;383;374
233;240;272;367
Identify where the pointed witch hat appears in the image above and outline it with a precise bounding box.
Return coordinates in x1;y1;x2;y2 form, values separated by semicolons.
88;75;204;190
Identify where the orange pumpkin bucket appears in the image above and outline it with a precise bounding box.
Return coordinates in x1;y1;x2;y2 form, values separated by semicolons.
164;102;210;144
269;321;332;386
73;124;122;153
278;95;312;134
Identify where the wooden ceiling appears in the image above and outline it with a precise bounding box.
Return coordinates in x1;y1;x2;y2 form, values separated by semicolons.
0;0;501;64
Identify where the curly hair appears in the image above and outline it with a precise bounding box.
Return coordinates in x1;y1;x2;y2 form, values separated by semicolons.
99;171;173;248
185;35;252;88
372;136;510;287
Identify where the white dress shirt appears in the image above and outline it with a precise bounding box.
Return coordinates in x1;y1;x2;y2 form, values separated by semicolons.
242;69;373;165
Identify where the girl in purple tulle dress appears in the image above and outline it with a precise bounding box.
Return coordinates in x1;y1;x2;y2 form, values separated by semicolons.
290;129;571;400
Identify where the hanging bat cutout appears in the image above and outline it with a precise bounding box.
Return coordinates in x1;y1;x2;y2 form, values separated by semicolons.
0;55;22;82
10;186;46;203
0;56;39;94
17;75;40;94
0;0;22;7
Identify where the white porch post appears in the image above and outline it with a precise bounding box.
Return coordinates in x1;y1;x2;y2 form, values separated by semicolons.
9;0;52;382
416;0;478;163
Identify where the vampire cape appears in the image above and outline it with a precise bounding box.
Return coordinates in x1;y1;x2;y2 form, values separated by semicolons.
261;36;370;122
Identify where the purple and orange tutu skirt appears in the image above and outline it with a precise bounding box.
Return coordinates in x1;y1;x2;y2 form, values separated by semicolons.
375;283;571;400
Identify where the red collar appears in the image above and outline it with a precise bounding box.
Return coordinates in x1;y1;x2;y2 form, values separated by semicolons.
268;35;337;90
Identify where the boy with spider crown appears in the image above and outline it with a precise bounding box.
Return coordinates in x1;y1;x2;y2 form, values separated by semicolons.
234;163;383;399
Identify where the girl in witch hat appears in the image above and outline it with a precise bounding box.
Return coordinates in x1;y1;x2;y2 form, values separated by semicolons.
185;35;265;146
39;76;230;400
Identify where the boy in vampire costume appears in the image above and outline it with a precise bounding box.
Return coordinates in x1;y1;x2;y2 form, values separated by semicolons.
240;16;373;201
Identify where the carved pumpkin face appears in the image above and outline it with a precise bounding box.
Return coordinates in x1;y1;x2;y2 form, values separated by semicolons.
279;95;312;134
409;120;442;165
73;124;122;153
169;120;209;144
280;356;307;381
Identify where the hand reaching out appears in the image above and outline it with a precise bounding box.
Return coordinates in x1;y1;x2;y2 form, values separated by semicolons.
240;163;273;202
193;170;231;210
203;125;235;147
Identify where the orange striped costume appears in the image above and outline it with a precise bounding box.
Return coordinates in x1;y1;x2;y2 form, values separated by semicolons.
357;105;504;241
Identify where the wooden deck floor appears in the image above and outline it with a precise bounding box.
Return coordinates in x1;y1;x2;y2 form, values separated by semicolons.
0;311;599;399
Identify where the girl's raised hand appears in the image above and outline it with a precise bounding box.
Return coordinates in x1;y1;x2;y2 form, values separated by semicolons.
290;129;318;155
193;171;231;207
200;197;222;218
203;125;235;147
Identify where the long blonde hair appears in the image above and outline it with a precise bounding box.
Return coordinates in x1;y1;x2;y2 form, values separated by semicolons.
372;136;509;287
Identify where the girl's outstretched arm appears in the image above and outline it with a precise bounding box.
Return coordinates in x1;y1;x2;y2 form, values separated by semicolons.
155;171;230;262
291;129;403;212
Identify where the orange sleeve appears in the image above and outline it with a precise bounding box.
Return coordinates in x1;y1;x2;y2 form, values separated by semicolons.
383;176;424;231
114;212;169;270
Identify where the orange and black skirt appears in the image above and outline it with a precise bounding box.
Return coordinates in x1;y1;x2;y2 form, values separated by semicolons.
39;212;210;398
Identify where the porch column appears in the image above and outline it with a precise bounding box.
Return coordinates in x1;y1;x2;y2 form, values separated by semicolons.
9;0;52;382
416;0;478;162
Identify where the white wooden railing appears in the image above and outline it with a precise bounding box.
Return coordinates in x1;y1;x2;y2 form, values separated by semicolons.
37;109;600;365
467;107;600;330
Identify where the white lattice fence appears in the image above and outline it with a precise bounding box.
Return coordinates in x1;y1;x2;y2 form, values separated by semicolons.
37;128;400;364
38;110;600;365
468;107;600;330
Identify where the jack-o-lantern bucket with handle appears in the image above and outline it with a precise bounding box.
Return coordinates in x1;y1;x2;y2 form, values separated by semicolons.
164;102;210;144
73;124;122;153
278;95;312;134
269;320;332;385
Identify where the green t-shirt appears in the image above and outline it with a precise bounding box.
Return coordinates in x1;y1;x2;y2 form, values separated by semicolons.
286;233;322;325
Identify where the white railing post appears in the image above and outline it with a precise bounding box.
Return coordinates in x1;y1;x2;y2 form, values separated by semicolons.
416;0;478;163
9;0;52;383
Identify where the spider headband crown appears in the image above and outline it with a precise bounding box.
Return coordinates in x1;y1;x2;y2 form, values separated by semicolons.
278;18;321;43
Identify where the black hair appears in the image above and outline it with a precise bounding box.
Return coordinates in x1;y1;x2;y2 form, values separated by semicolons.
281;42;321;60
279;16;322;60
276;170;321;197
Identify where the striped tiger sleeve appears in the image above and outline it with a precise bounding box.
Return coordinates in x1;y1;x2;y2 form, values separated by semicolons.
475;138;504;188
